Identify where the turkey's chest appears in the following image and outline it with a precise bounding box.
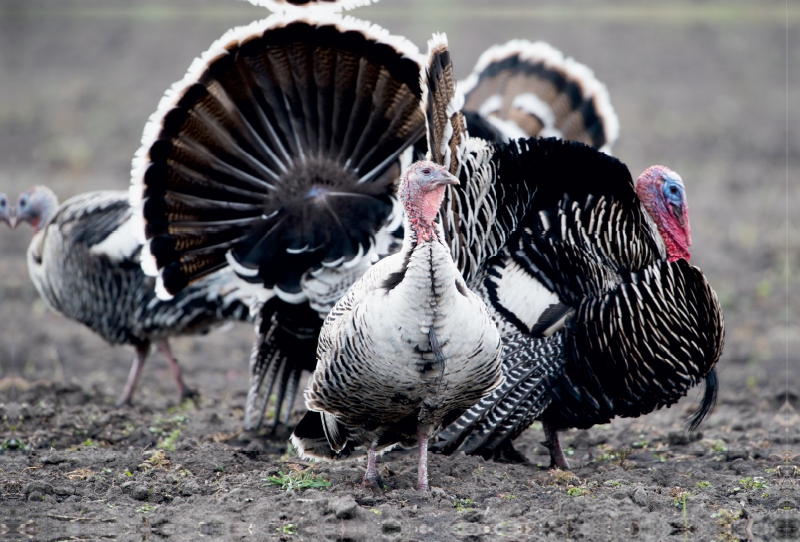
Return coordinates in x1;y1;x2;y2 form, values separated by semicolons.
356;241;484;367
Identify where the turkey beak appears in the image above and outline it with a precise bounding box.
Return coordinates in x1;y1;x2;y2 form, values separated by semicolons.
671;203;683;228
434;170;460;187
3;207;14;228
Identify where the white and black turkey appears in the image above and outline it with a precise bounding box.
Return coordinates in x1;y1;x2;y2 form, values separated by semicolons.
419;37;724;467
133;14;427;430
0;193;11;226
14;187;252;405
290;160;503;491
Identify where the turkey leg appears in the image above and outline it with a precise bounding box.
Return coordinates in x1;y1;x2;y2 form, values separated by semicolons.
156;340;197;401
117;343;150;406
417;431;430;491
542;421;570;469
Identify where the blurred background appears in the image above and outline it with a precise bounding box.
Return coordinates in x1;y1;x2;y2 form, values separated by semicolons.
0;0;797;406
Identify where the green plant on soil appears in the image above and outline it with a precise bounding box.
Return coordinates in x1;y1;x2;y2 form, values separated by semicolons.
730;476;767;494
265;469;331;491
149;414;188;450
453;498;475;512
278;524;298;535
567;487;589;497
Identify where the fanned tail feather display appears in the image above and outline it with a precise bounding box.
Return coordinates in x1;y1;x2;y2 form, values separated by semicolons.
133;15;426;430
460;40;619;152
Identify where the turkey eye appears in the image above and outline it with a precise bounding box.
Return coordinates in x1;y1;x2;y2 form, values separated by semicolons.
421;168;431;176
669;186;678;194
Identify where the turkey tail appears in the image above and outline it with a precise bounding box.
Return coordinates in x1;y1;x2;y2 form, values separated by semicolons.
245;298;320;430
422;33;467;176
686;366;718;431
460;40;619;153
133;15;425;298
422;34;531;284
432;333;563;457
291;410;357;460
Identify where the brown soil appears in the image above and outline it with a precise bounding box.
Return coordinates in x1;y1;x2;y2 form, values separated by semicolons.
1;1;798;540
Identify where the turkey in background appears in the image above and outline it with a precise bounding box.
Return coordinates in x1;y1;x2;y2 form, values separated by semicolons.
0;194;11;227
13;187;253;406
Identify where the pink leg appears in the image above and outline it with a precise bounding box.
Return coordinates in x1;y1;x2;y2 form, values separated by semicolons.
117;343;150;406
543;421;570;469
155;339;196;400
363;447;382;487
417;431;430;491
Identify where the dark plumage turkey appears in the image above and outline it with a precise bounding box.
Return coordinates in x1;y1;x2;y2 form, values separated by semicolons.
419;36;724;467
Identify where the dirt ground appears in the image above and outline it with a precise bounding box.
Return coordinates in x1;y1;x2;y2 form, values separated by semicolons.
1;1;799;540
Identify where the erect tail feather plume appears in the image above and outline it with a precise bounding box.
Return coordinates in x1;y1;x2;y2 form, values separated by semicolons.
422;33;467;176
134;15;425;296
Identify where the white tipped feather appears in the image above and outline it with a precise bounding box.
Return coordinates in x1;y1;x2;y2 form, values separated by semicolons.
140;240;160;277
246;0;378;13
154;276;174;300
225;250;260;278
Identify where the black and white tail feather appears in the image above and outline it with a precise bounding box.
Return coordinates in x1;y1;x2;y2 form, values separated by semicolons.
132;14;426;429
460;39;619;153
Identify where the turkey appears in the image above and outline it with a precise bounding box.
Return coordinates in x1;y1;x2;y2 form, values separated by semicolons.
415;36;724;467
132;14;427;430
0;193;11;226
290;160;503;491
13;186;252;406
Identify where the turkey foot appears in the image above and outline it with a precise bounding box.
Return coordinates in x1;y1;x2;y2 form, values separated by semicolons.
542;421;570;469
362;447;385;491
491;440;530;464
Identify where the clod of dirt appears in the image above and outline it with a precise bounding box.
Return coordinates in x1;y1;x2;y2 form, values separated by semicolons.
331;495;359;519
631;487;649;508
41;454;69;465
667;431;702;446
131;486;150;501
